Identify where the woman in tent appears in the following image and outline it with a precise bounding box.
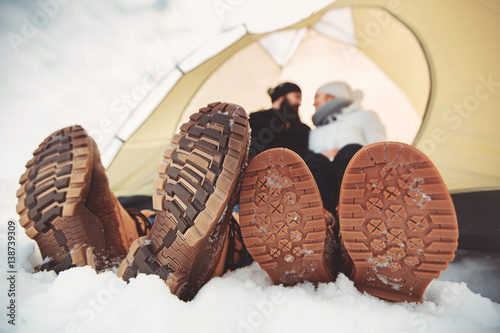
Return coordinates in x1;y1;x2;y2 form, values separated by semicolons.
309;81;386;156
305;81;387;216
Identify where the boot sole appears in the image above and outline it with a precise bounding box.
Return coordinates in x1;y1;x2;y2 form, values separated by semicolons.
239;148;334;285
339;142;459;302
16;125;106;272
118;102;250;301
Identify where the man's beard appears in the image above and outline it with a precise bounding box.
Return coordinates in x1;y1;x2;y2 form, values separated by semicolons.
280;97;300;118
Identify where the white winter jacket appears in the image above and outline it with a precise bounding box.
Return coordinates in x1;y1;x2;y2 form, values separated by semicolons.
308;101;386;154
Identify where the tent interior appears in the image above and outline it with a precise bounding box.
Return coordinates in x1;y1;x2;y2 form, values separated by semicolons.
104;0;500;252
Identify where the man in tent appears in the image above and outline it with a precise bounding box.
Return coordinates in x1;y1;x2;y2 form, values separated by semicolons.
16;101;458;303
248;82;311;161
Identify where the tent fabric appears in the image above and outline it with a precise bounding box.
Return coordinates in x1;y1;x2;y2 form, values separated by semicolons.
350;7;430;117
350;0;500;194
312;7;357;46
258;28;309;67
106;0;500;199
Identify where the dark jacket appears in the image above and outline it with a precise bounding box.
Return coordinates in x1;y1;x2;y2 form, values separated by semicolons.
248;106;311;161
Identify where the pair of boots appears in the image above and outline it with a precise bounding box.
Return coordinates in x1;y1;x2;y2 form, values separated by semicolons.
16;102;459;303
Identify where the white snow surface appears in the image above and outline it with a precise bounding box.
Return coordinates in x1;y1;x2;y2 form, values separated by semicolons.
1;224;500;333
1;1;500;332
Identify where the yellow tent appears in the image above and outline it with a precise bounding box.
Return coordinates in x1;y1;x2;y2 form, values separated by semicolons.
106;0;500;250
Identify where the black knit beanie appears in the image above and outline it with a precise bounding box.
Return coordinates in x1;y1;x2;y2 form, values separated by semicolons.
267;82;301;102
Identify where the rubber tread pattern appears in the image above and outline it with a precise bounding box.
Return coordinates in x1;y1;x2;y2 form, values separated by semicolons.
239;148;335;286
339;142;459;302
118;102;250;301
16;125;101;272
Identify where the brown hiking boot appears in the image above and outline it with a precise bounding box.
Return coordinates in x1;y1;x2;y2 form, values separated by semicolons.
16;125;140;272
117;102;250;301
239;148;336;286
339;142;459;302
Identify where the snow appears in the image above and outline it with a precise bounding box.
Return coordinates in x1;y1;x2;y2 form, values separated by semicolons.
1;177;499;332
1;161;500;333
